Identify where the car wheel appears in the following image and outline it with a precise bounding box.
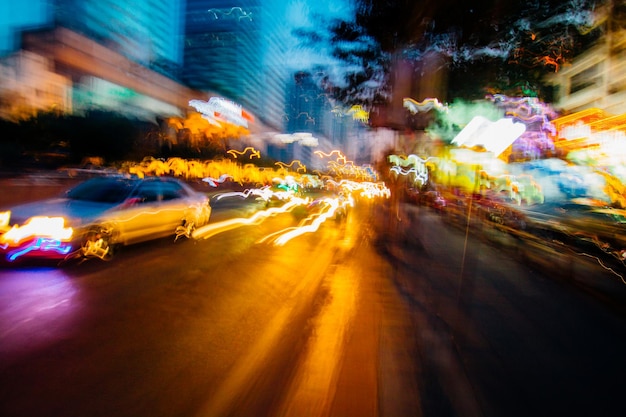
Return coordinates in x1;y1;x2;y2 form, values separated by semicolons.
175;219;195;241
81;225;116;260
335;207;347;221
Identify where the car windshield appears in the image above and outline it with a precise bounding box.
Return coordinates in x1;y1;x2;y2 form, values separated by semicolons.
66;178;136;203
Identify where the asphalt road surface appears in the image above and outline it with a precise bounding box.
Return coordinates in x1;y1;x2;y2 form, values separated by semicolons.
1;191;626;417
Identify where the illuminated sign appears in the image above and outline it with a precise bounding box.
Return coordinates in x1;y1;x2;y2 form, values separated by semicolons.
189;97;253;128
452;116;526;157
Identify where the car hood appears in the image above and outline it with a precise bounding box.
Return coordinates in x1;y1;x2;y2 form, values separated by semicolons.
6;198;115;227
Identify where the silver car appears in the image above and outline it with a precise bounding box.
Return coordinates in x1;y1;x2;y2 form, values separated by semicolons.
0;176;211;263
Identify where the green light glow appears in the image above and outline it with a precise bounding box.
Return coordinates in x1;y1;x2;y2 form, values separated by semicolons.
426;99;504;143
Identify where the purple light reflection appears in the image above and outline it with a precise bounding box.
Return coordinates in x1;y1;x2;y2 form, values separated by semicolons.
0;268;80;363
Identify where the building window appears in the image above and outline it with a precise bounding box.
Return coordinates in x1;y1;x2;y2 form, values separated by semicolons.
569;64;601;95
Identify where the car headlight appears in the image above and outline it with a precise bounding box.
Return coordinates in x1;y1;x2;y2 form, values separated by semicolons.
0;211;9;230
1;216;74;244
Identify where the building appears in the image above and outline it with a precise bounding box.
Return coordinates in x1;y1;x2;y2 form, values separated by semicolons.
182;0;379;165
182;0;290;132
50;0;185;80
0;0;199;123
17;27;204;123
546;3;626;115
0;50;72;120
3;0;377;164
547;41;626;115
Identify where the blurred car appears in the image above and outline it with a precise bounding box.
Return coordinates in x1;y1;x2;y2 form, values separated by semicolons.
544;204;626;253
0;176;211;263
292;191;353;222
482;201;528;230
422;190;447;212
403;187;421;204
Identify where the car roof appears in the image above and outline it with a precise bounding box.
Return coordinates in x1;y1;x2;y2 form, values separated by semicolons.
78;175;180;185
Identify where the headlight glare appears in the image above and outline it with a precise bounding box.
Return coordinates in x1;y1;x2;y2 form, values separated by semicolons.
1;216;73;244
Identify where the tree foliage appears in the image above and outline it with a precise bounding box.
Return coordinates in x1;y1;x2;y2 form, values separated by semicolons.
0;108;252;170
0;111;151;169
299;0;608;107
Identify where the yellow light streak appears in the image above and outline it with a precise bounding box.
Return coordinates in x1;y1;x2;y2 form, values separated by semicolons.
314;149;347;164
275;160;307;173
347;105;370;122
227;147;261;159
192;197;310;240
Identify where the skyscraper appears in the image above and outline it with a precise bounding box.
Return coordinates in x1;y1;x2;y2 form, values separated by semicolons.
182;0;291;131
52;0;185;79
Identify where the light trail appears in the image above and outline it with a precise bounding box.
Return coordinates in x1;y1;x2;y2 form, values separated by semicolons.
227;147;260;159
314;149;347;164
215;186;297;203
202;174;233;187
258;195;354;246
192;197;310;240
403;97;448;113
7;238;73;262
275;160;306;173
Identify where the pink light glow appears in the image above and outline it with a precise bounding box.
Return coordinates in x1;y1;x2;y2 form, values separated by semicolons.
0;270;80;361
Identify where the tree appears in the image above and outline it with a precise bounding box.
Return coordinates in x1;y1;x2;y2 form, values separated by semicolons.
296;0;607;107
165;112;249;152
65;110;138;163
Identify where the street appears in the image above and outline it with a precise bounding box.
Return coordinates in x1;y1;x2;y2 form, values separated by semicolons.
3;1;626;416
1;193;626;417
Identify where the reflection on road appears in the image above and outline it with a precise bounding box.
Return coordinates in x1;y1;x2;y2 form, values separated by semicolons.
0;268;79;362
276;201;361;416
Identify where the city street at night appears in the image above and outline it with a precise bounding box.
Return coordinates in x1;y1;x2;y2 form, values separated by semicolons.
3;1;626;416
2;192;626;417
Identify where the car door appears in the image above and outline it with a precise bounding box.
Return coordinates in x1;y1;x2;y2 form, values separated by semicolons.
154;180;190;235
115;181;164;244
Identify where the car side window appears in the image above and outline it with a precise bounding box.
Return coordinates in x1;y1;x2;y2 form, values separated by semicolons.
134;183;160;203
161;182;187;201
